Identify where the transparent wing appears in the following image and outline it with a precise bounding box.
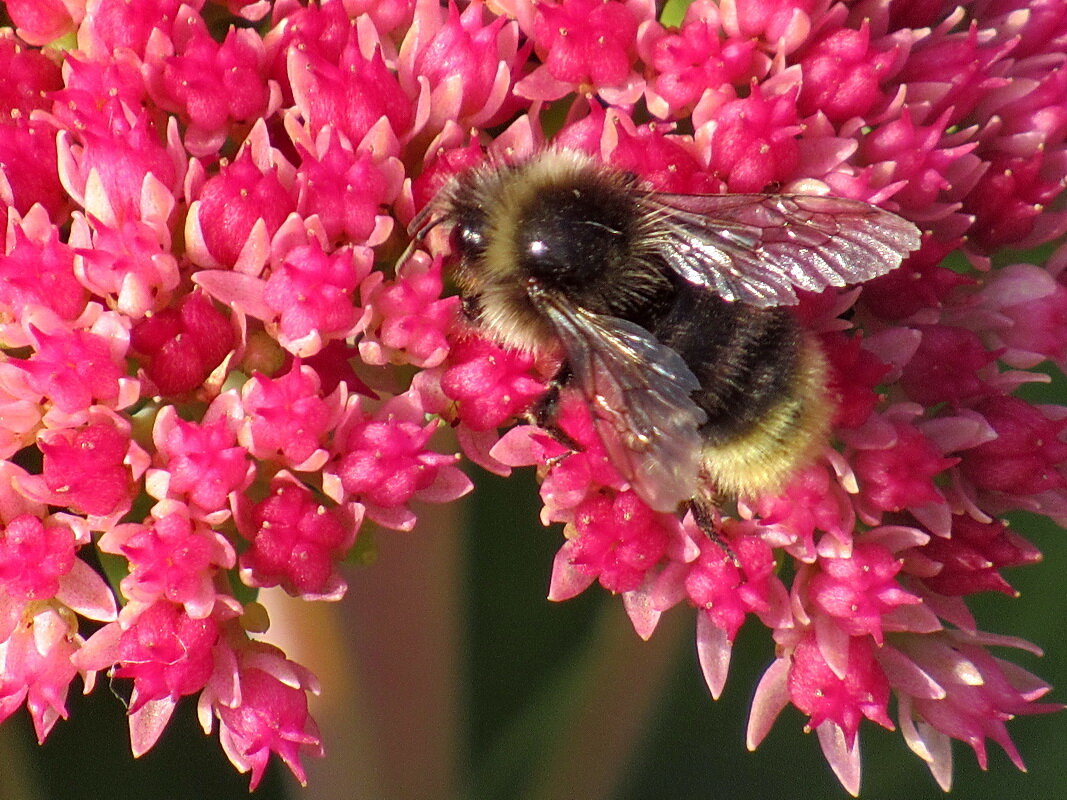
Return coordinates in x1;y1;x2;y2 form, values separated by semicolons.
534;293;707;513
649;193;922;307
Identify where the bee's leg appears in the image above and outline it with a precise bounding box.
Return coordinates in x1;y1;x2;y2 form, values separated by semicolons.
523;365;582;453
461;293;482;322
688;497;742;568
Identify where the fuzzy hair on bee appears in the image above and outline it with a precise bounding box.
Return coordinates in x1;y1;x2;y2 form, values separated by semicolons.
408;149;922;513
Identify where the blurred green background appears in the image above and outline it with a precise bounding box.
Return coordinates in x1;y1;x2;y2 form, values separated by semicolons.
4;455;1067;800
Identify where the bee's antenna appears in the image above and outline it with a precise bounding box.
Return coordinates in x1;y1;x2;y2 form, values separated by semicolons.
394;201;447;275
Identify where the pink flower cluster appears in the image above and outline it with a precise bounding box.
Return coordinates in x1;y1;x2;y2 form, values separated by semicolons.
1;0;1066;792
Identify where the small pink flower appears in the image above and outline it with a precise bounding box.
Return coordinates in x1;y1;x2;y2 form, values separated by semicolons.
534;392;629;519
807;542;922;645
130;292;235;396
685;520;777;640
4;0;84;46
0;514;75;602
440;335;547;431
900;325;1000;406
965;152;1066;251
359;259;459;369
0;35;62;115
852;421;957;513
263;242;370;353
113;601;220;712
145;10;276;156
721;0;819;52
240;362;340;471
215;656;323;789
564;490;677;595
191;148;296;268
400;0;526;130
39;422;134;518
917;516;1041;597
895;631;1060;772
640;1;760;118
77;0;186;58
103;507;235;618
821;332;890;429
982;264;1067;367
288;35;414;147
895;19;1012;128
238;479;355;599
534;0;638;85
294;131;401;247
56;103;180;225
150;409;252;515
18;326;125;414
0;223;87;323
961;396;1067;496
519;0;647;102
0;605;84;742
787;633;894;746
862;235;971;320
71;217;181;318
557;116;718;193
704;82;802;191
0;113;68;231
334;396;470;530
751;463;855;557
796;21;901;124
859;108;978;214
51;50;148;132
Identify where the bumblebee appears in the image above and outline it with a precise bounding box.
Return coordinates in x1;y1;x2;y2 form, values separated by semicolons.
409;149;921;512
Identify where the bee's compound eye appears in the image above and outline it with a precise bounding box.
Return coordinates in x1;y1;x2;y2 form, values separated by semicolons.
452;220;486;258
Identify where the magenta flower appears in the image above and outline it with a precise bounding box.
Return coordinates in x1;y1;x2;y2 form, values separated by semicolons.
0;1;1065;795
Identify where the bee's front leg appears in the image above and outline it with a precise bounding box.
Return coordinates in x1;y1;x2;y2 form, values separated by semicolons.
688;497;742;568
523;364;583;454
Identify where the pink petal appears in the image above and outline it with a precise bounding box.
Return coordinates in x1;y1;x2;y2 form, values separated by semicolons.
56;558;118;622
746;657;790;750
622;587;661;640
696;613;732;699
817;721;862;797
547;541;596;602
130;697;177;757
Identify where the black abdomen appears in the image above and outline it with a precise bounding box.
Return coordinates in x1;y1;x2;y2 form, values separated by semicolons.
650;284;800;444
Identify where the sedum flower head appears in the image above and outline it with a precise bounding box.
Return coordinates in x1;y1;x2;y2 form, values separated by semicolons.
0;0;1065;793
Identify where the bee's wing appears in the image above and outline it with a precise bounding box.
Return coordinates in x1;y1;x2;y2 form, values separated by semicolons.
650;193;921;307
533;295;707;513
